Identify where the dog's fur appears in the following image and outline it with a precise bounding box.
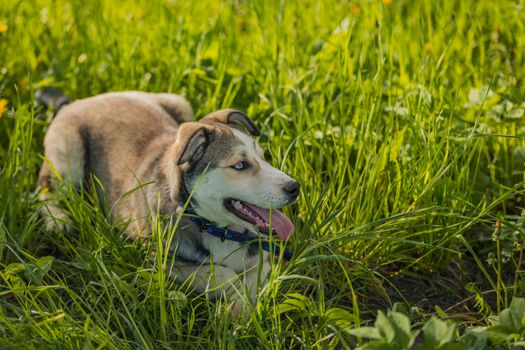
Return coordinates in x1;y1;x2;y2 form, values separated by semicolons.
38;91;299;314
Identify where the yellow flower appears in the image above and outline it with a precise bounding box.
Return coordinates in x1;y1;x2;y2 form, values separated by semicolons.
399;73;410;86
350;5;361;16
0;99;8;116
0;23;7;33
382;0;393;6
19;77;29;90
424;42;433;53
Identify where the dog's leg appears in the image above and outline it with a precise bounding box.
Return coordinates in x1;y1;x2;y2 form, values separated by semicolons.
241;257;272;303
38;121;85;232
171;263;246;316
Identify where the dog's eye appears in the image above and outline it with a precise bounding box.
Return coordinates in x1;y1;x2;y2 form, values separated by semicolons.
231;161;249;171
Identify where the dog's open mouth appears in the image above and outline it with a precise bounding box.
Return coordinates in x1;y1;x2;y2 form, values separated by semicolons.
224;199;294;240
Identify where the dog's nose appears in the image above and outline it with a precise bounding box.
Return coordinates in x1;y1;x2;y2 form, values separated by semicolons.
283;180;300;199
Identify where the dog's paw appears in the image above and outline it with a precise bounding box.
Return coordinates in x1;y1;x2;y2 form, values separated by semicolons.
44;216;73;233
228;295;254;320
230;299;244;319
41;204;73;233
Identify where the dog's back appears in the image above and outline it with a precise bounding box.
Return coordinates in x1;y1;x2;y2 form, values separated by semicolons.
38;91;194;213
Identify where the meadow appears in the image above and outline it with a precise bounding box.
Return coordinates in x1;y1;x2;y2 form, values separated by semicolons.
1;0;525;348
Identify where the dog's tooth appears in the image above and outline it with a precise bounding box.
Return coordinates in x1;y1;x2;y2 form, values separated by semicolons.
233;200;242;210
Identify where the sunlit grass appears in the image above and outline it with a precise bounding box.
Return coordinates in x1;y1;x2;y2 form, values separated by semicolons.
1;0;524;348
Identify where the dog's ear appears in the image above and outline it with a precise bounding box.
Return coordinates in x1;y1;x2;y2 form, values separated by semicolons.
175;123;209;165
201;109;260;136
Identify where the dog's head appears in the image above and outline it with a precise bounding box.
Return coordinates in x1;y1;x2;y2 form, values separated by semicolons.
173;109;299;239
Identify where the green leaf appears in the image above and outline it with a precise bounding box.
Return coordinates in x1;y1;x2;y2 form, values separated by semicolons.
167;290;187;308
459;327;489;350
324;307;354;328
28;256;55;284
4;262;27;275
507;108;524;119
356;340;397;350
375;311;396;343
389;129;406;162
438;344;468;350
5;274;25;289
347;327;381;340
35;256;54;274
375;311;415;349
388;311;412;337
276;293;315;315
435;306;448;319
391;302;410;317
421;317;456;349
276;302;299;315
493;298;525;334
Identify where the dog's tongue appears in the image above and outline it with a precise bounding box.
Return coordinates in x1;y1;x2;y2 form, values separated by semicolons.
244;204;294;240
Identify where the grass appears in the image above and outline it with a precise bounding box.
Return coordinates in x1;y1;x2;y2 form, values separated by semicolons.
0;0;525;348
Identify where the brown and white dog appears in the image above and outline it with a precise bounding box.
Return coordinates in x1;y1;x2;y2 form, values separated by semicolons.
37;91;299;314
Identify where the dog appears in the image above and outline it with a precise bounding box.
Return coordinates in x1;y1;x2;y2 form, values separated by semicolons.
37;91;300;315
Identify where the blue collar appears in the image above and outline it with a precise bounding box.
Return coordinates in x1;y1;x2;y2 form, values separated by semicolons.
184;209;293;261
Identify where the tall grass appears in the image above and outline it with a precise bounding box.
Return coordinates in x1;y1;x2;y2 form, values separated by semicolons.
0;0;524;348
